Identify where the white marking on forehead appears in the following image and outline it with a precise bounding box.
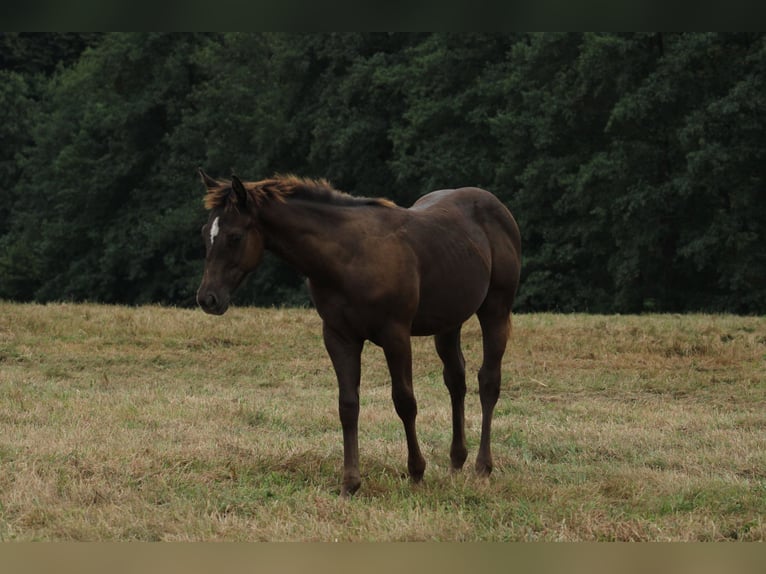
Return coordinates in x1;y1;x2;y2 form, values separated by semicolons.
210;216;220;245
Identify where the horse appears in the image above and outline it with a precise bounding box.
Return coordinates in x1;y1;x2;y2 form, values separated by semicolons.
196;170;521;497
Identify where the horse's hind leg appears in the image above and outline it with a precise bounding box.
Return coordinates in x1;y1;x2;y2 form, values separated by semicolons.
434;328;468;471
475;295;512;476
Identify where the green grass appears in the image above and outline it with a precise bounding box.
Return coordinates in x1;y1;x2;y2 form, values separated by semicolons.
0;303;764;541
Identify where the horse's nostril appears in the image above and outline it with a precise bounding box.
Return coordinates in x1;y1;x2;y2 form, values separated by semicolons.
197;291;218;310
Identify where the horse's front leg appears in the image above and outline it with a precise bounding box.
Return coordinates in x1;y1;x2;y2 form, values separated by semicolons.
381;325;426;483
323;323;363;497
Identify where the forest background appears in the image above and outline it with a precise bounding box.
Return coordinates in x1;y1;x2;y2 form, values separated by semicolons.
1;32;764;314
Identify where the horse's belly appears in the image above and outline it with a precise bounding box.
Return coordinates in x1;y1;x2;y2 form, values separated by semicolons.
410;307;478;336
410;267;490;336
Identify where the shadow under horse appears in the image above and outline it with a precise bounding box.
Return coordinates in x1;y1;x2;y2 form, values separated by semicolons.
196;171;521;497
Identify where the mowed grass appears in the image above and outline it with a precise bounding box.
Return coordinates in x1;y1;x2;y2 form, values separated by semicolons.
0;303;763;541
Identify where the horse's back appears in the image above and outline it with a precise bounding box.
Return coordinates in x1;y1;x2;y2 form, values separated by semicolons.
413;186;516;231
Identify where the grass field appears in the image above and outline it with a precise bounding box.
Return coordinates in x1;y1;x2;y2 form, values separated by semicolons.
0;302;763;541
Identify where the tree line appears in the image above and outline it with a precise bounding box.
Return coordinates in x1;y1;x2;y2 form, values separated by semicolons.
1;33;764;313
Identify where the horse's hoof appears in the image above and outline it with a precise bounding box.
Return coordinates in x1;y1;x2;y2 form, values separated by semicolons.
340;476;361;498
475;458;493;477
409;457;426;483
450;448;468;472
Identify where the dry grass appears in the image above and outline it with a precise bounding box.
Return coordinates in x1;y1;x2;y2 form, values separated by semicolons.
0;303;763;541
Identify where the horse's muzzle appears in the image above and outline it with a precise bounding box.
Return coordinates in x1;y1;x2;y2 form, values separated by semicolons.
197;290;229;315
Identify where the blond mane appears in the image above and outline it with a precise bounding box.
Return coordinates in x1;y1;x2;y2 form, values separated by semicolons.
204;174;395;211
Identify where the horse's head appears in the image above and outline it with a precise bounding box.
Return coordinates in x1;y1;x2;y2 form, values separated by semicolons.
196;170;264;315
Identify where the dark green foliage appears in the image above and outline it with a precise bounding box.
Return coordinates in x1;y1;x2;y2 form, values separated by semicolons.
1;33;763;313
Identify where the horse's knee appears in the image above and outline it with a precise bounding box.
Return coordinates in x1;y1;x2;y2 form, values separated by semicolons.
392;387;417;421
338;396;359;422
478;365;501;405
443;367;466;396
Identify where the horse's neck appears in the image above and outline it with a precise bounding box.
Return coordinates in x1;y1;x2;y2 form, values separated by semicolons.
258;201;351;279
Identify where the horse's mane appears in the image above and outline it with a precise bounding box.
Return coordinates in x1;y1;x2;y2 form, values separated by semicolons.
203;174;395;211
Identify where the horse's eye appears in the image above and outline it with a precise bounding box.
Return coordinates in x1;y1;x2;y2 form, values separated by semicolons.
228;233;243;245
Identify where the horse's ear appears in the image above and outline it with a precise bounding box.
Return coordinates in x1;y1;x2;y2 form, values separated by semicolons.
231;174;249;207
198;168;219;189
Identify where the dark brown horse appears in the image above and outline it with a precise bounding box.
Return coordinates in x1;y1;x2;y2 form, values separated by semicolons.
196;170;521;496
